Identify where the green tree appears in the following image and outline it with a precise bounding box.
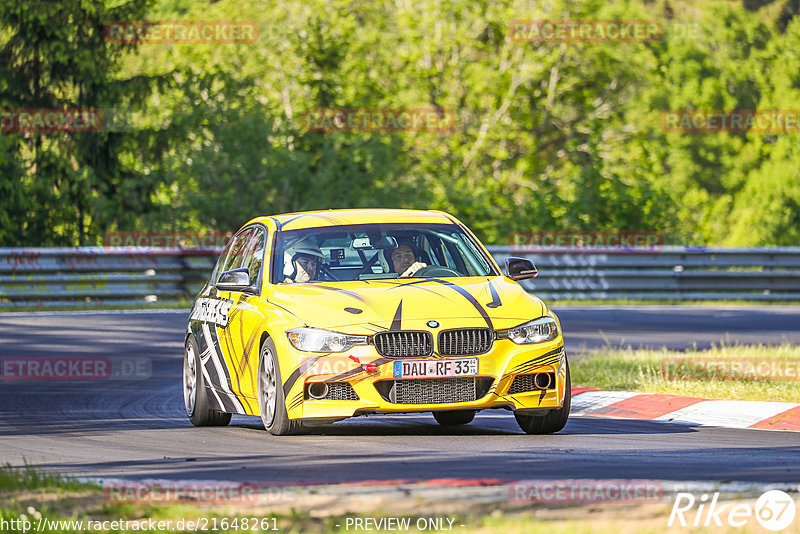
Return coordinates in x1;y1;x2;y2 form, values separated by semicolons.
0;0;174;245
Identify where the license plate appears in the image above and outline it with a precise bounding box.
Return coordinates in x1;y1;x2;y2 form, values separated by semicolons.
393;358;478;379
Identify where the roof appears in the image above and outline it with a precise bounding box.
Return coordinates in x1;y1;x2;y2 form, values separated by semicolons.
247;209;457;231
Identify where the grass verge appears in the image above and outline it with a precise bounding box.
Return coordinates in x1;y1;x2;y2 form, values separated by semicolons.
1;464;775;534
0;464;91;492
571;343;800;402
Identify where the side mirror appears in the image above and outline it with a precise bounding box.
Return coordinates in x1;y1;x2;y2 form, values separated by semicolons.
216;268;253;291
505;257;538;281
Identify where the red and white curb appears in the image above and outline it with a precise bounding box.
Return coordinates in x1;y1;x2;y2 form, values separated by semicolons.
570;389;800;432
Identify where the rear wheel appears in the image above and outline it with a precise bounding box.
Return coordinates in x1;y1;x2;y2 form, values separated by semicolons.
433;409;476;426
258;337;304;436
515;358;571;435
183;335;231;427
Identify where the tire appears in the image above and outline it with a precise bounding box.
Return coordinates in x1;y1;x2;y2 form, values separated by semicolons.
433;410;476;426
183;335;231;427
257;337;304;436
515;358;571;435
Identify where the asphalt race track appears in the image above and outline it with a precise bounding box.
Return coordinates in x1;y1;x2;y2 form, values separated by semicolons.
0;307;799;484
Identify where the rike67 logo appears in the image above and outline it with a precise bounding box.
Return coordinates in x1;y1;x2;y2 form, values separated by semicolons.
669;490;797;531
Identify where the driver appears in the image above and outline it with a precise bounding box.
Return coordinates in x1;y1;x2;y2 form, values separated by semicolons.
283;238;324;283
388;240;427;277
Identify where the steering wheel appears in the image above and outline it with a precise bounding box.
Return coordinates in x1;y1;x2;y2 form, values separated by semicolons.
412;265;462;278
318;263;341;281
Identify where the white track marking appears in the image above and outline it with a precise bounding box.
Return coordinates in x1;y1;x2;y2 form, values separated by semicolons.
656;400;800;428
570;391;639;415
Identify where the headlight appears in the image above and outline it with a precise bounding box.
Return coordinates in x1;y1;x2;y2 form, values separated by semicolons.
286;327;369;353
502;317;559;344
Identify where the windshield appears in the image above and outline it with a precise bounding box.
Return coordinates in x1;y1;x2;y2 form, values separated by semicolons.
272;223;497;284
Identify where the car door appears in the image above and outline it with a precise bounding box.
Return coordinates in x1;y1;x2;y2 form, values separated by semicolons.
191;228;252;414
214;225;268;407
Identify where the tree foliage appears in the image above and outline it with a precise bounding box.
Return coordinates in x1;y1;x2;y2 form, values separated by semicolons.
2;0;799;245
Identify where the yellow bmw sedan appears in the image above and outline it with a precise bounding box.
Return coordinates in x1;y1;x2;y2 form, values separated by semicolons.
183;209;570;435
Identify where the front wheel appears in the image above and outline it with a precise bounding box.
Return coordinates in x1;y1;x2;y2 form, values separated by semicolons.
257;337;304;436
183;335;231;427
433;410;476;426
515;358;571;435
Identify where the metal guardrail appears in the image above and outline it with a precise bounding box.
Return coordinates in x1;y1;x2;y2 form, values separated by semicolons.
2;246;800;307
0;247;218;308
489;246;800;301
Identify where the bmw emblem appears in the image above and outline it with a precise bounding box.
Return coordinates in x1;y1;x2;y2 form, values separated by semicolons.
426;320;440;328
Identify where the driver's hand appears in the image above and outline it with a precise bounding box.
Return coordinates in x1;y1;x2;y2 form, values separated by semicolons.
401;262;427;277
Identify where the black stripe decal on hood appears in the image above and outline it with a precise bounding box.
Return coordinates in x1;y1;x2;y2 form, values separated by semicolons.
486;279;502;309
387;279;456;298
387;279;431;288
390;300;403;330
428;278;493;330
314;284;369;302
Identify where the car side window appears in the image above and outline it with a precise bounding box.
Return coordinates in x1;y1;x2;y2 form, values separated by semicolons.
240;227;266;287
211;236;236;283
216;228;255;283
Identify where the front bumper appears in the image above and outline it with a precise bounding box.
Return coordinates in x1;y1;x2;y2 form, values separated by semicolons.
276;332;568;420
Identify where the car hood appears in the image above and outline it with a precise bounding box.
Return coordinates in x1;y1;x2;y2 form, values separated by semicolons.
267;276;546;331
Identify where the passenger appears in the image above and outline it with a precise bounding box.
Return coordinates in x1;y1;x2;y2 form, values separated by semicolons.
283;238;324;283
388;240;427;277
